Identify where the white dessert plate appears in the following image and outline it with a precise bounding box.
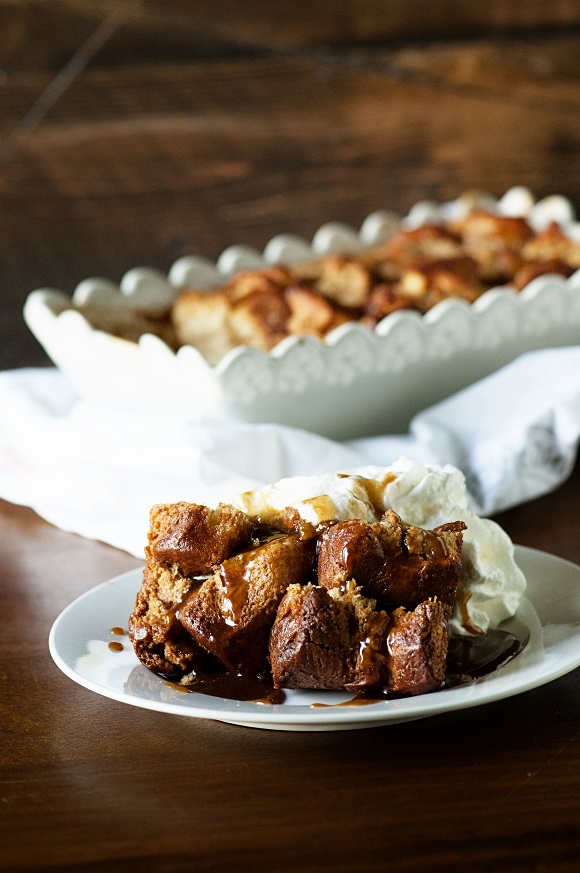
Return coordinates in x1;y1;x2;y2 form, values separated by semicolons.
48;545;580;731
25;188;580;439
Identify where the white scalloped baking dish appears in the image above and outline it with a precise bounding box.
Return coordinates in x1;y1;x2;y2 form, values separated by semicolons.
24;187;580;439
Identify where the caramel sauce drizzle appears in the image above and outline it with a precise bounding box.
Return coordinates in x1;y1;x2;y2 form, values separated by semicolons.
108;641;124;653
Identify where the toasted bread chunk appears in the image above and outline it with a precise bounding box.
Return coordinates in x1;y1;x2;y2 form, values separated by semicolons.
511;258;575;291
383;224;462;266
451;211;534;247
269;581;390;691
368;509;466;613
450;211;534;284
224;266;293;301
464;243;524;285
128;549;216;677
285;285;337;336
310;256;372;308
362;282;418;326
178;533;314;672
385;599;449;694
317;510;465;611
398;256;482;307
371;510;465;610
171;289;236;364
228;288;291;351
149;502;254;577
317;519;385;589
522;222;580;269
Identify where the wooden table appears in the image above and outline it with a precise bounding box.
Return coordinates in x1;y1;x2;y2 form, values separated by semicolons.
1;4;580;870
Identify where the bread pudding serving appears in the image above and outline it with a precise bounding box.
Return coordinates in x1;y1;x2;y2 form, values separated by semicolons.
128;461;526;699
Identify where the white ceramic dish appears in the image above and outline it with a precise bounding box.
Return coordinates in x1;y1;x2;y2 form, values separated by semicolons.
49;545;580;732
25;187;580;439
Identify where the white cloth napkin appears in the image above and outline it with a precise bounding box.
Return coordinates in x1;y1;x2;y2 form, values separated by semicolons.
1;346;579;558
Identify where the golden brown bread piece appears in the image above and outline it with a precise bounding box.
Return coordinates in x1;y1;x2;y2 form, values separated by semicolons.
450;211;535;248
284;285;354;337
224;266;294;301
397;255;482;308
511;258;575;292
385;599;449;695
171;290;234;364
317;518;384;591
450;211;534;284
317;510;466;611
289;255;372;308
269;581;391;691
128;548;217;677
227;288;291;352
361;282;418;326
311;255;373;308
178;533;315;673
149;501;254;577
269;581;449;695
521;222;580;269
382;224;462;266
128;502;254;676
373;510;466;610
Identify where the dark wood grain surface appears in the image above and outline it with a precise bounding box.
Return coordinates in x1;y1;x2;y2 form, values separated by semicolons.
1;5;580;871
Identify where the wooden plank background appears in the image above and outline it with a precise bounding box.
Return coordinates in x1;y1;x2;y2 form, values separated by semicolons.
1;1;579;368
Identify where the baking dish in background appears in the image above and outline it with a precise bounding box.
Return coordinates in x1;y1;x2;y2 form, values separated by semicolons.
23;187;580;439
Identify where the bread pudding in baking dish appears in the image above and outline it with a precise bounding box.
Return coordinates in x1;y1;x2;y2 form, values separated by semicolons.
71;209;578;365
24;189;580;436
170;213;578;364
55;201;578;366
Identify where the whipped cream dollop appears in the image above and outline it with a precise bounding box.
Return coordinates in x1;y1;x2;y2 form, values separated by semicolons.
233;458;526;636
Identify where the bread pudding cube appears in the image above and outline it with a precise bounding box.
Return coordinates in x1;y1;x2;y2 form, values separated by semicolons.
291;255;372;308
285;285;339;337
129;549;219;678
450;211;534;284
317;510;465;612
149;502;254;577
178;533;314;673
269;581;449;695
171;289;235;364
228;288;291;351
398;255;482;307
269;581;390;691
385;599;449;695
521;222;580;269
224;266;293;301
383;224;462;266
362;282;418;326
